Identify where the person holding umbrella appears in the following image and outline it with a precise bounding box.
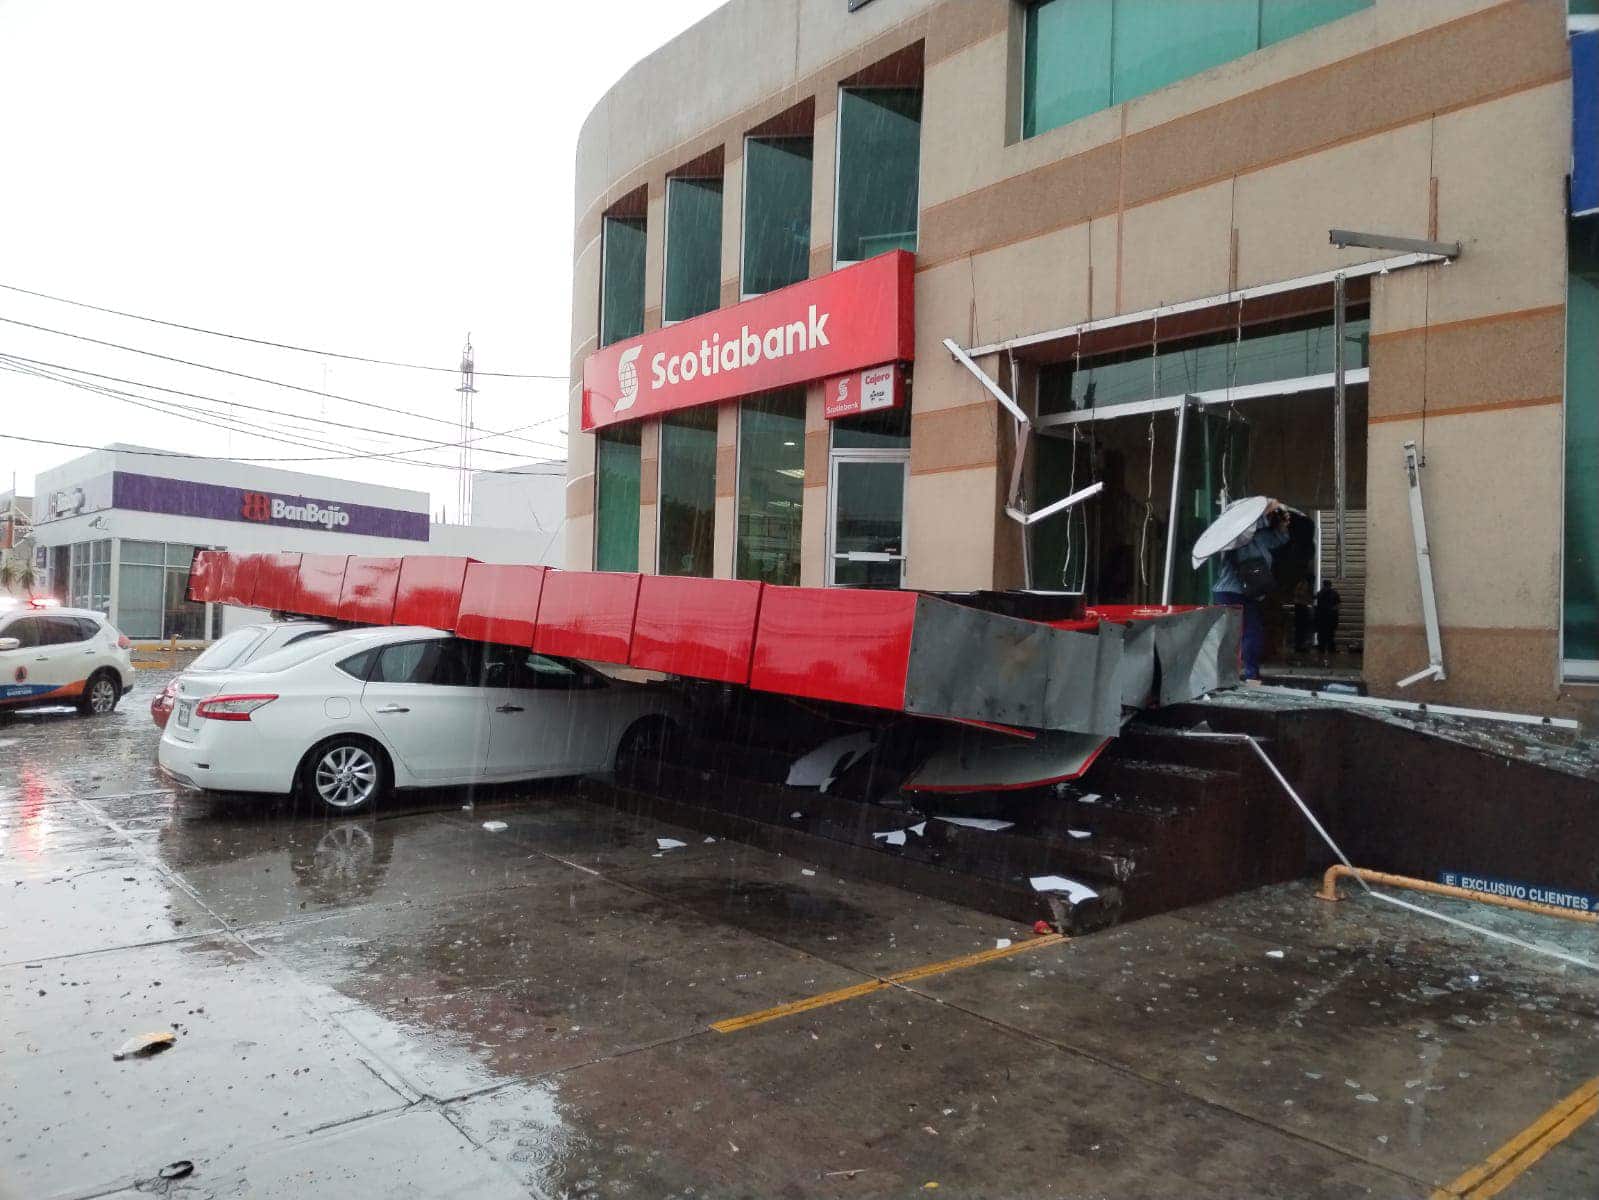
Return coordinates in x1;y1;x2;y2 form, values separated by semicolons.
1200;498;1290;685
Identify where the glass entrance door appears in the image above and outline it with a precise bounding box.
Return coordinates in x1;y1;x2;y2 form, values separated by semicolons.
828;453;907;587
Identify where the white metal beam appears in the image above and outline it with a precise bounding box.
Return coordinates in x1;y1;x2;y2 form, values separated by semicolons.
1398;440;1446;688
1033;368;1370;428
964;253;1444;360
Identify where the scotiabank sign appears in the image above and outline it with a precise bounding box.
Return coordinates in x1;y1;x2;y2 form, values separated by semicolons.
582;250;915;431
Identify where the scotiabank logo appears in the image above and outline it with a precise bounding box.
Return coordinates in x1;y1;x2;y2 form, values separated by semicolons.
240;491;351;530
615;347;643;413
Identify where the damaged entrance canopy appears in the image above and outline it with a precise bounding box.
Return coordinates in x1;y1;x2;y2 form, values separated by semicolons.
188;551;1242;790
1190;496;1272;571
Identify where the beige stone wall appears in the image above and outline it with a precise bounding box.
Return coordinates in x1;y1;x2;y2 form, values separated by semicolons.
570;0;1577;711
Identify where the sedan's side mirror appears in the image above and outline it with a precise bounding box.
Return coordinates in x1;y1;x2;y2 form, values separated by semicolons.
0;637;19;652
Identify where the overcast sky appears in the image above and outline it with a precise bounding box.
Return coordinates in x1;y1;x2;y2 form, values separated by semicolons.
0;0;724;517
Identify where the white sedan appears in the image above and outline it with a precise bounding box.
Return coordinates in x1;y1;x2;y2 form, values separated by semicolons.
157;625;681;813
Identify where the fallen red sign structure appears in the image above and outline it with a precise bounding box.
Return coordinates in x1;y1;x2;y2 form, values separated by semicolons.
188;550;1241;784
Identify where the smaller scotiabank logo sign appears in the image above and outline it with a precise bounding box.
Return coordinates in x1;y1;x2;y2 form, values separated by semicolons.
824;363;904;420
241;492;272;522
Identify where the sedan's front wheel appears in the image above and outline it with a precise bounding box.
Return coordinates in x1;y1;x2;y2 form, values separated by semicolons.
299;737;389;814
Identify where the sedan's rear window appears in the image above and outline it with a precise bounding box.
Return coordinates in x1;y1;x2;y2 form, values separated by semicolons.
243;633;376;674
190;627;269;671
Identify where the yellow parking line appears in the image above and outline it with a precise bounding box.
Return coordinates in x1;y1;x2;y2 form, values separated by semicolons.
711;934;1067;1034
1431;1076;1599;1199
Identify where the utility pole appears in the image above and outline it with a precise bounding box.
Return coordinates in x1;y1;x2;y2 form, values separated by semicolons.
456;333;477;524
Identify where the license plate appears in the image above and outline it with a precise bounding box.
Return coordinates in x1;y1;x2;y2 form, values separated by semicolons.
176;700;193;727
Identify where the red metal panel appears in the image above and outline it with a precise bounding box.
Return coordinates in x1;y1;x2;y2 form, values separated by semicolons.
250;552;304;611
455;563;546;645
749;587;918;712
185;550;226;603
392;556;476;630
629;576;763;684
338;557;401;625
212;552;264;607
293;554;350;619
532;571;640;664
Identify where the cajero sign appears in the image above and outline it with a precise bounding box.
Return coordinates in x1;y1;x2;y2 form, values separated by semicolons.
582;251;915;431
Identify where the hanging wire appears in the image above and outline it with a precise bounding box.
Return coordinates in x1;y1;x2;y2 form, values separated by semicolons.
1137;310;1160;598
1062;335;1085;591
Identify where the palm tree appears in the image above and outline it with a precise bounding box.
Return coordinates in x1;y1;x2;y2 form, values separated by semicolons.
1;556;38;597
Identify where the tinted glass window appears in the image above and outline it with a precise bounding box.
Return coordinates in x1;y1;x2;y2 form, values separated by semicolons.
596;424;642;572
742;136;812;295
482;644;599;691
2;617;40;649
335;648;378;681
191;627;269;671
372;639;481;686
737;388;805;584
663;176;723;322
1022;0;1373;140
600;215;647;347
74;617;103;640
835;87;920;263
40;616;88;645
658;406;717;577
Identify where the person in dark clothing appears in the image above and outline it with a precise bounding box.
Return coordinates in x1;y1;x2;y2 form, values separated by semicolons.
1292;577;1314;654
1314;579;1341;655
1211;500;1290;683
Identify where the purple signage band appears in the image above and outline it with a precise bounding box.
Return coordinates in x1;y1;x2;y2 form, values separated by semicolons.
111;472;430;542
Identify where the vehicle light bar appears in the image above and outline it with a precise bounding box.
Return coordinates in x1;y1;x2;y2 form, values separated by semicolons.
194;694;278;721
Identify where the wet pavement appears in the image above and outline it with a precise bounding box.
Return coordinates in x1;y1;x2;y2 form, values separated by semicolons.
3;671;1597;1198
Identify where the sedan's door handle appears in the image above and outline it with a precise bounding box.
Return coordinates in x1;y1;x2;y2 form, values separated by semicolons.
375;704;410;714
495;703;525;713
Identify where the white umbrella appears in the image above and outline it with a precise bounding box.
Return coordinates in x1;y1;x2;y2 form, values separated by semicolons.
1190;496;1271;570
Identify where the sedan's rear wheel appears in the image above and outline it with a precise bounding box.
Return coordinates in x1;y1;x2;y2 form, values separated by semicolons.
301;738;388;814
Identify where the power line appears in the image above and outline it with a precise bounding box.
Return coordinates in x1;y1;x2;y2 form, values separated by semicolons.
0;352;567;461
0;280;569;379
0;313;568;452
0;358;468;469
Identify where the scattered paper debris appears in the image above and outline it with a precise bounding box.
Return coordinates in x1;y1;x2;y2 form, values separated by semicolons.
113;1031;176;1061
802;868;816;876
934;816;1014;832
1266;949;1285;959
790;811;804;820
1355;1093;1379;1103
1067;829;1091;839
157;1162;194;1182
874;830;908;847
908;822;927;837
703;836;716;844
995;938;1012;949
656;838;687;850
1078;793;1100;804
480;821;508;832
1029;875;1099;904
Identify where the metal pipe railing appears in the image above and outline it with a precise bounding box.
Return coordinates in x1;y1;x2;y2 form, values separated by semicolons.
1317;865;1598;925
